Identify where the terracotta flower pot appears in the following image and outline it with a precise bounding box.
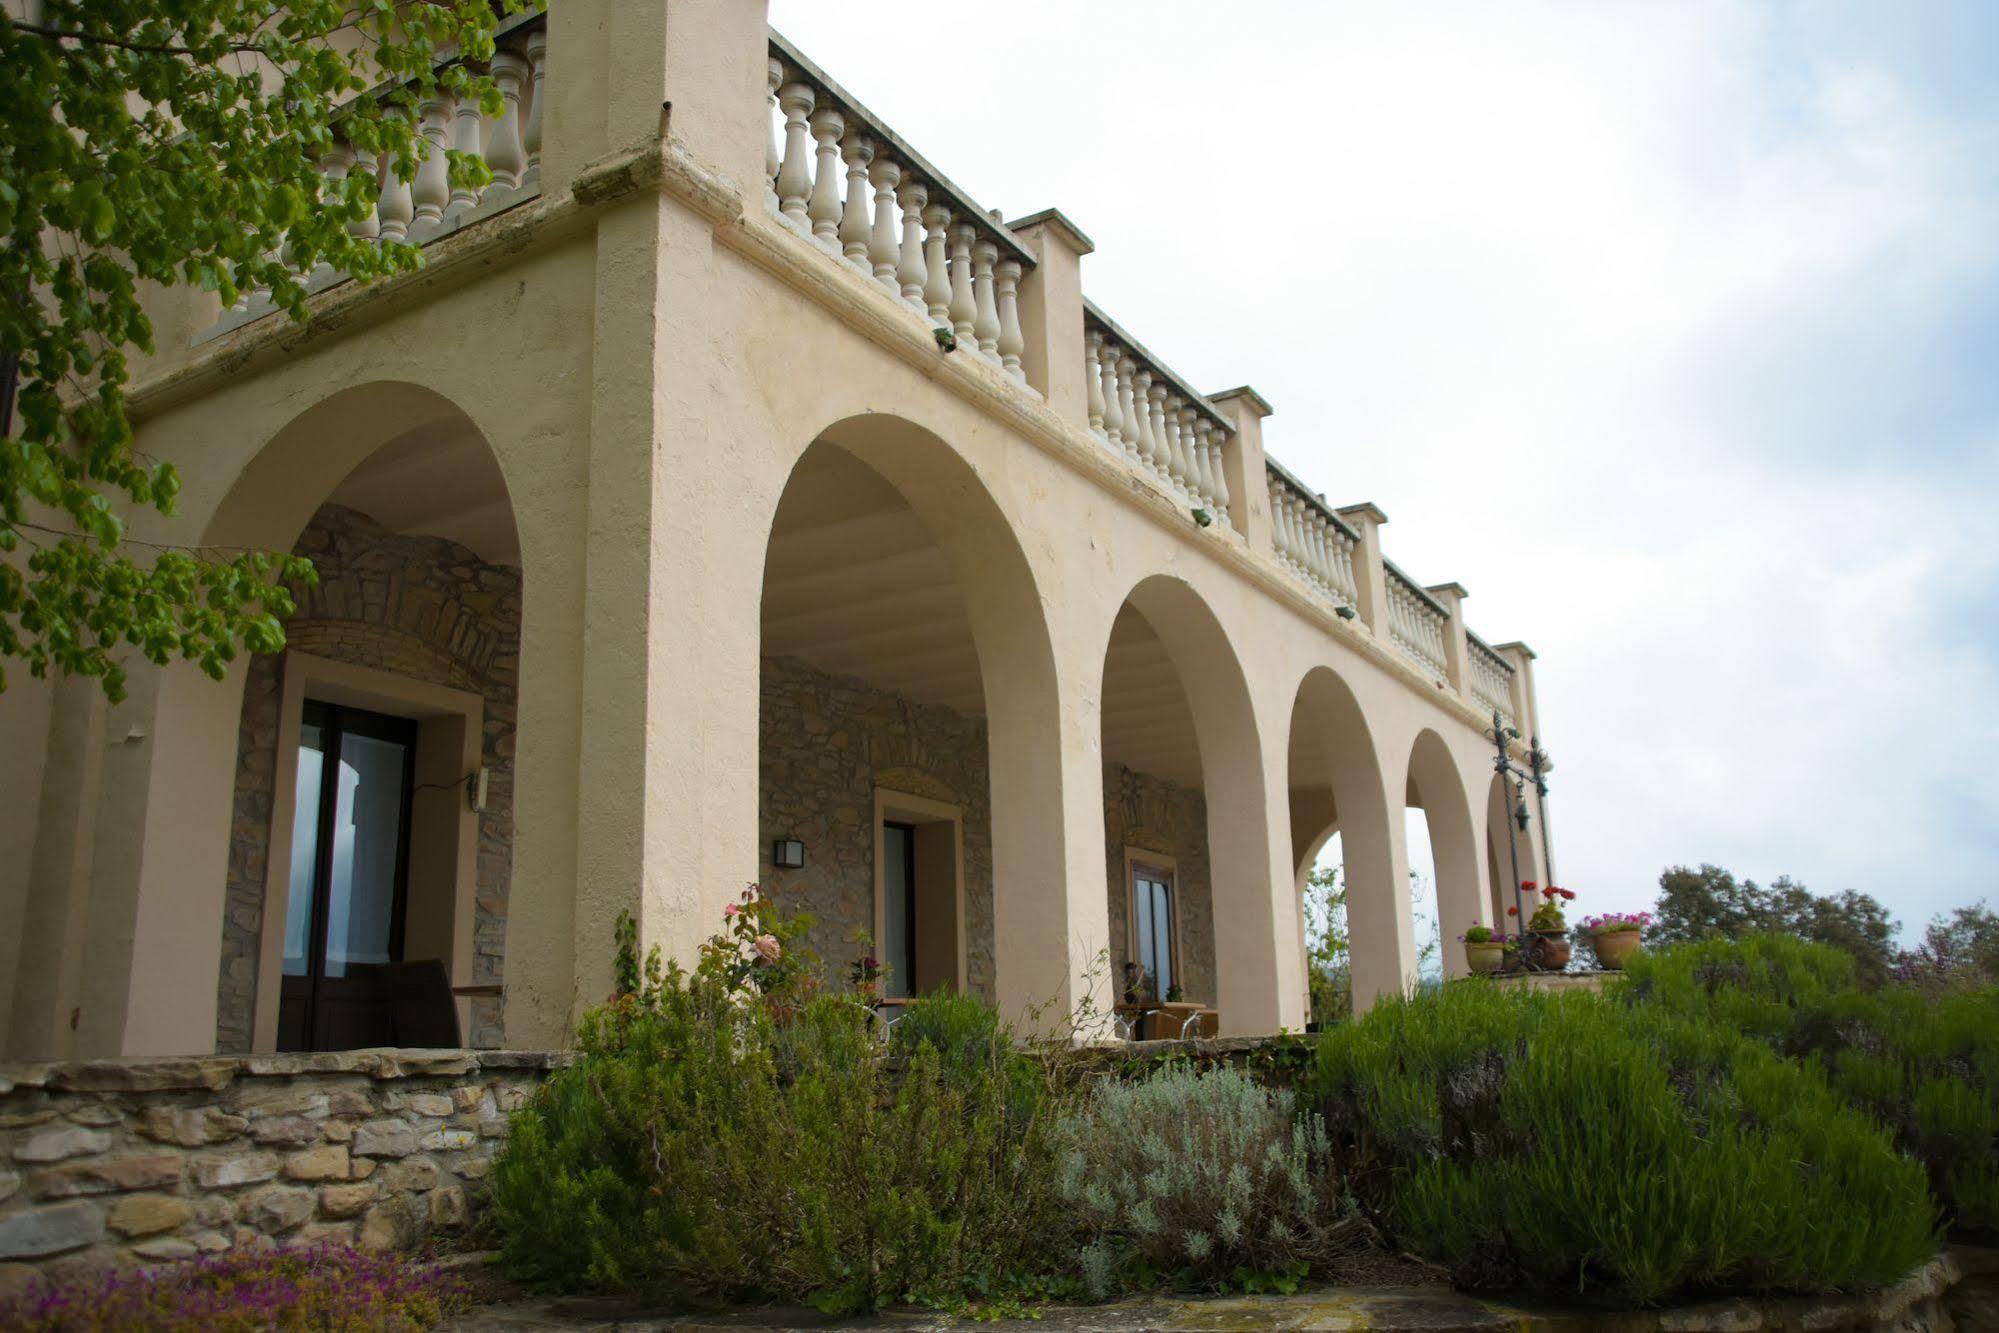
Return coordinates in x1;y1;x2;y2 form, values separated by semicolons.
1592;928;1641;970
1531;931;1572;970
1465;940;1504;974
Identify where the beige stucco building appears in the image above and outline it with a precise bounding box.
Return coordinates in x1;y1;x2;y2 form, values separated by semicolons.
0;1;1552;1060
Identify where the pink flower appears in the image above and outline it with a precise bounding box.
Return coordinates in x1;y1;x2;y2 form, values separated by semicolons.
753;933;782;964
724;903;739;917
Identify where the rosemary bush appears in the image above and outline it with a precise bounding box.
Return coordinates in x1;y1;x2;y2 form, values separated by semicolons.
1058;1064;1362;1295
1622;932;1999;1238
491;904;1066;1314
1308;982;1936;1305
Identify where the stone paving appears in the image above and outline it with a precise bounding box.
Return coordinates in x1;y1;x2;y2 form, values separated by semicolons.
445;1246;1999;1332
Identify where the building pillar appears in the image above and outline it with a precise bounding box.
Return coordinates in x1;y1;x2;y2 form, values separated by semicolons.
1425;582;1471;696
1209;386;1274;557
1336;503;1389;637
1496;641;1541;745
1006;209;1092;423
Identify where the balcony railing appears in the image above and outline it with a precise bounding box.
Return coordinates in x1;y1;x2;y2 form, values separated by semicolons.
1384;563;1450;681
1083;301;1235;526
1264;461;1359;611
1468;633;1518;733
198;10;548;342
766;33;1032;384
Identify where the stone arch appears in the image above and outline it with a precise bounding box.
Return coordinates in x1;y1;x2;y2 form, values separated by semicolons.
1287;665;1411;1013
757;412;1082;1024
1097;573;1291;1035
1404;728;1485;978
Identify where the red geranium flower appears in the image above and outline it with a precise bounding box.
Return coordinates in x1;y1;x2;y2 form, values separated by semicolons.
1521;881;1538;890
1507;906;1519;916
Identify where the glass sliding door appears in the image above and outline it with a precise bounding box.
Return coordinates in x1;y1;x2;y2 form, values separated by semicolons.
277;701;418;1051
1131;866;1175;1001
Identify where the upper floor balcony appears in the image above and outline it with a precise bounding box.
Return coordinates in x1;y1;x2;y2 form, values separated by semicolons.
5;1;1553;1063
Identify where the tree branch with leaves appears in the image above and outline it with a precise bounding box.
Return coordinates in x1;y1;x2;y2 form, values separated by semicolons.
0;0;533;702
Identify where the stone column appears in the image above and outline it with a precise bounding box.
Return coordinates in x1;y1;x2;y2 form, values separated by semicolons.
1005;209;1093;421
1335;503;1389;636
1208;386;1274;557
1424;581;1471;695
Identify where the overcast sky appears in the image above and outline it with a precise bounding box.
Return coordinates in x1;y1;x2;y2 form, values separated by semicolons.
768;0;1999;937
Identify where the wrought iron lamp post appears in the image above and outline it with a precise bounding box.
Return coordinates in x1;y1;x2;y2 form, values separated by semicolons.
1490;710;1559;970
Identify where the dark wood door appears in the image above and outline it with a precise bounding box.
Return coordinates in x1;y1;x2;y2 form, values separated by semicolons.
277;702;417;1052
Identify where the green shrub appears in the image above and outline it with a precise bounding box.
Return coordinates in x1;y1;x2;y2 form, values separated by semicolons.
1057;1064;1364;1296
1622;933;1999;1238
1306;982;1935;1305
491;905;1066;1314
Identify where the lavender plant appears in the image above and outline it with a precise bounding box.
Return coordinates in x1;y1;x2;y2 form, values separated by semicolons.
0;1241;470;1331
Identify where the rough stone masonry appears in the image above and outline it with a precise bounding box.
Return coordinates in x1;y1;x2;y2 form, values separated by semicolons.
0;1050;562;1299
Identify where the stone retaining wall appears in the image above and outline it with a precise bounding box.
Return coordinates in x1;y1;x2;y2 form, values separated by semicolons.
0;1049;564;1297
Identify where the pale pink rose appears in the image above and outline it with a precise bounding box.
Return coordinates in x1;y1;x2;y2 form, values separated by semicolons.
724;903;739;917
753;933;782;964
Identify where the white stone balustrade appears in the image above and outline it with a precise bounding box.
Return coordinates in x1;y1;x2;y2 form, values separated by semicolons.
766;36;1031;384
1385;565;1451;681
1265;465;1359;610
201;12;548;342
1081;304;1234;525
1468;635;1518;732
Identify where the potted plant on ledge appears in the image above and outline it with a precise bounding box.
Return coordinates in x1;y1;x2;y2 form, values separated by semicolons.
1461;923;1504;974
1582;910;1650;970
1523;882;1576;970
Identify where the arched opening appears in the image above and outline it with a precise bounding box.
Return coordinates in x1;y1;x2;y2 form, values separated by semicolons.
756;415;1077;1025
1286;667;1412;1015
1405;730;1485;979
1099;576;1292;1037
215;390;524;1055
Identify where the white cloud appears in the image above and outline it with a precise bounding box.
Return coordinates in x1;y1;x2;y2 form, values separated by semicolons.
771;1;1999;929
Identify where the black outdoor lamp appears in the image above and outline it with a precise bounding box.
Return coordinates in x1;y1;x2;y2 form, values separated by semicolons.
772;838;806;870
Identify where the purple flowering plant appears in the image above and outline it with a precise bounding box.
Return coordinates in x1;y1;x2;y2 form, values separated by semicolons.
0;1241;471;1331
1582;911;1652;935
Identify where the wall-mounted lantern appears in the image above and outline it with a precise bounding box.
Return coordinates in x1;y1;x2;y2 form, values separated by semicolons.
772;838;806;870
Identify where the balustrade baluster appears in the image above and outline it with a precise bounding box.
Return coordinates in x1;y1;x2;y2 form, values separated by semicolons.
948;224;977;347
1130;370;1157;468
972;239;1000;361
839;134;873;274
521;29;546;192
922;205;953;325
376;108;415;242
896;180;929;310
447;92;483;217
1164;403;1194;502
996;259;1024;379
411;95;452;230
1147;380;1171;477
764;59;783;215
775;81;815;233
486;51;529;191
348;146;380;242
1193;420;1220;513
807;108;845;253
1207;424;1231;522
1085;331;1107;436
1116;356;1142;460
1098;339;1124;446
868;156;902;295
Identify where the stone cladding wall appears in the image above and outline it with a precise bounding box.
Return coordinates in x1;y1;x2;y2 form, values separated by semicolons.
217;504;522;1052
0;1050;562;1296
1103;763;1217;1007
758;655;996;998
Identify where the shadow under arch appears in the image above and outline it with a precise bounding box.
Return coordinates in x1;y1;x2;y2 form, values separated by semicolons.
1287;664;1411;1014
1405;728;1484;977
1096;572;1295;1035
759;412;1083;1025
